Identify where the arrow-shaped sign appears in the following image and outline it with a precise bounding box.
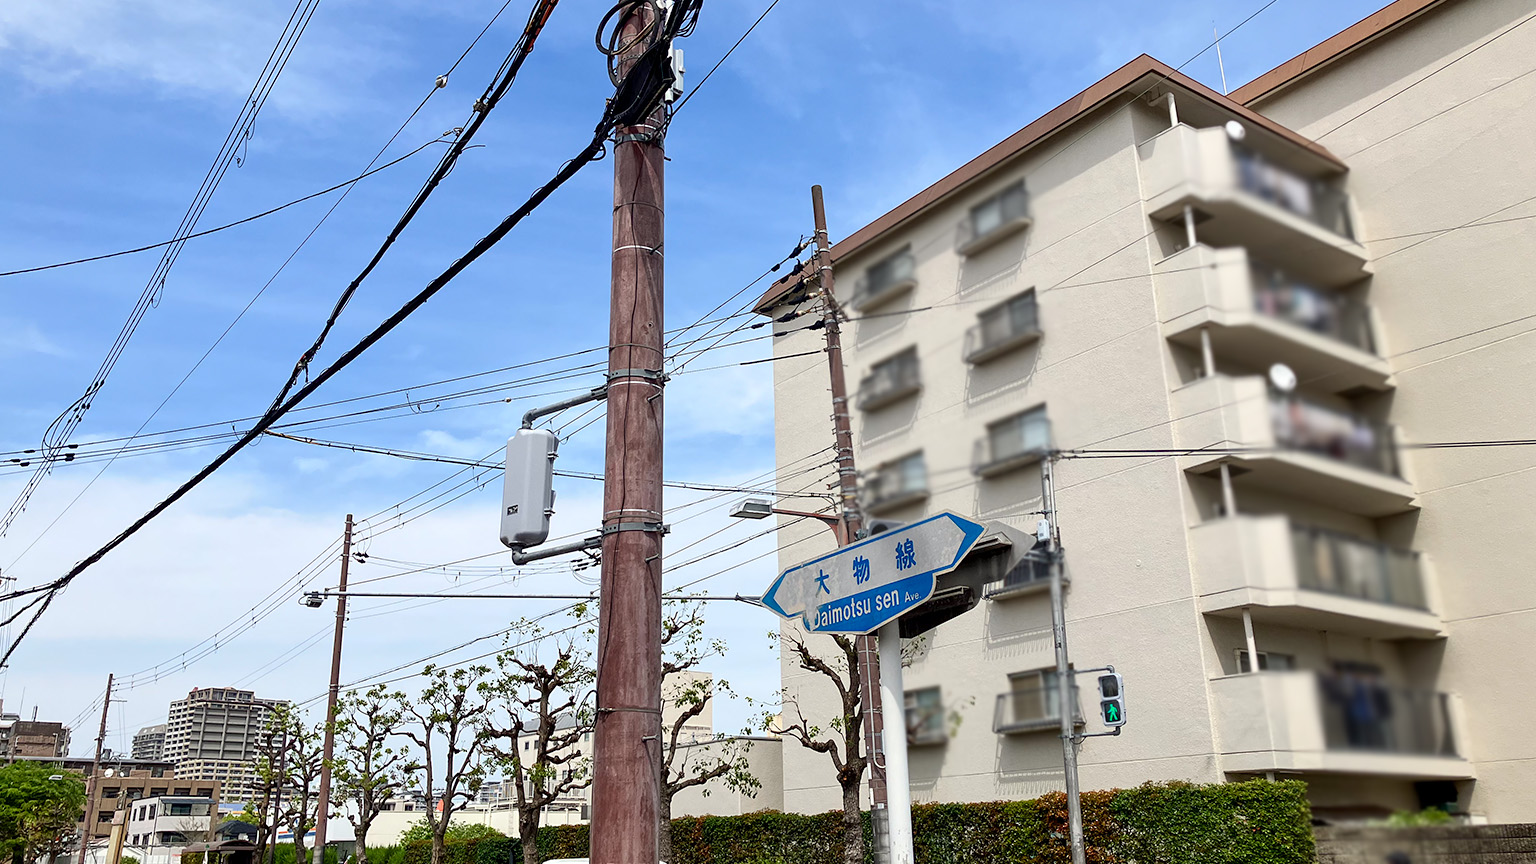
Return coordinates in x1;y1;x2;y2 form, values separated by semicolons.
761;511;986;635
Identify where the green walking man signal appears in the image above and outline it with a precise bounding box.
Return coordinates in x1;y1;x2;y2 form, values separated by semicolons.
1097;671;1127;728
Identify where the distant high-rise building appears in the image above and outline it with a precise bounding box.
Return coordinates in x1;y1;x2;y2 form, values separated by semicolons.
163;687;288;804
132;724;167;761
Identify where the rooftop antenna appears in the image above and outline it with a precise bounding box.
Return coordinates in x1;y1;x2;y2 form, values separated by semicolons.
1214;24;1230;95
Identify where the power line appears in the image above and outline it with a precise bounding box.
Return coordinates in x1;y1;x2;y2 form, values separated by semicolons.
1;0;325;540
0;13;676;668
0;141;447;278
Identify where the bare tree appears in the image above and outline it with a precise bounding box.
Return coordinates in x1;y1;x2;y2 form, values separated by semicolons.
245;729;283;864
657;600;758;862
329;685;413;864
485;618;596;864
771;628;867;864
398;664;494;864
269;707;324;864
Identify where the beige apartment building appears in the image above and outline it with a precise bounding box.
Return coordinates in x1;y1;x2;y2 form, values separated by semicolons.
754;0;1535;824
163;686;288;803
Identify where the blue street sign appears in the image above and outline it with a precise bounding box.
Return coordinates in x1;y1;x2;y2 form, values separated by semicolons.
760;511;986;634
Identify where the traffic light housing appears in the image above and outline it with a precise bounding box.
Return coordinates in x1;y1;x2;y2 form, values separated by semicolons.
1097;672;1126;728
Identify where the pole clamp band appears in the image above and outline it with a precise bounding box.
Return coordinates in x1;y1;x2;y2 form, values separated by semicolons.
601;521;668;536
607;367;667;383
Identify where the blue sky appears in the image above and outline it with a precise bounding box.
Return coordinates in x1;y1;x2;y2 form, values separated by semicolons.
0;0;1389;753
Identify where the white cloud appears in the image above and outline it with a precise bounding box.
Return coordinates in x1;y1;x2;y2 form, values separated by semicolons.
0;319;66;357
0;0;385;116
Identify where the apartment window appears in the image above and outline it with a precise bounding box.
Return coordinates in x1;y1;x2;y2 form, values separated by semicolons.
173;787;190;796
168;804;193;817
866;452;928;514
151;767;166;778
853;245;917;311
857;347;921;411
994;668;1073;734
196;788;213;798
965;290;1041;363
959;180;1030;253
1236;650;1295;674
974;406;1051;477
98;812;114;823
905;687;946;746
147;805;157;819
149;788;167;797
102;787;121;799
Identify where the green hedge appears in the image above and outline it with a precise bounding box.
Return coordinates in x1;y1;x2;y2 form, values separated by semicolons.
380;779;1312;864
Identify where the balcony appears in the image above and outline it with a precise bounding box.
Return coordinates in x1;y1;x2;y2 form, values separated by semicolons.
956;180;1031;256
1138;124;1368;285
850;247;918;312
964;291;1042;364
993;683;1081;735
864;452;928;515
1171;374;1416;516
972;408;1050;478
1154;245;1390;393
857;348;921;412
1191;515;1441;639
1210;671;1471;780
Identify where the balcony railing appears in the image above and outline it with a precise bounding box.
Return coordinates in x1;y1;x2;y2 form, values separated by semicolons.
851;249;917;311
963;292;1042;363
1250;262;1374;353
857;351;921;411
993;685;1079;735
957;181;1031;255
972;411;1050;477
1232;142;1355;239
864;456;928;513
1317;674;1457;757
1269;394;1398;477
1291;525;1427;610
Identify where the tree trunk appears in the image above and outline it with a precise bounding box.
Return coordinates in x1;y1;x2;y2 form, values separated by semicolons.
840;777;863;864
354;822;370;864
518;805;539;864
658;790;673;864
430;824;447;864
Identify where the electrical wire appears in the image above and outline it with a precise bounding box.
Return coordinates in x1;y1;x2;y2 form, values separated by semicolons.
1;0;325;540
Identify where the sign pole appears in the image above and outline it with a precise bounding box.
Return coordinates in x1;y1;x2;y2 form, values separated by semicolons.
876;622;913;864
1043;456;1086;864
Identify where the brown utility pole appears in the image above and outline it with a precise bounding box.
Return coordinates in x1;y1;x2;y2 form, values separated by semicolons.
78;673;113;864
310;514;353;864
589;5;668;862
809;185;891;858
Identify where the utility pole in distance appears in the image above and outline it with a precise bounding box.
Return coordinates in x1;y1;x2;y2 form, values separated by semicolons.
310;514;353;864
78;673;113;864
808;185;906;864
590;4;668;862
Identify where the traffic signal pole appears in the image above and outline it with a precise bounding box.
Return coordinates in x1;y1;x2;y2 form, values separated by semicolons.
1042;457;1086;864
809;186;910;864
311;514;353;864
590;5;667;862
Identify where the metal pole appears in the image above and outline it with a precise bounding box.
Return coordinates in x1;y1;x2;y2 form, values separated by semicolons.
590;5;667;862
311;515;353;864
810;185;891;861
79;673;113;864
876;623;913;864
1042;458;1085;864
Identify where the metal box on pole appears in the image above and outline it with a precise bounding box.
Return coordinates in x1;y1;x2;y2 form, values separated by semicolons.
500;428;558;549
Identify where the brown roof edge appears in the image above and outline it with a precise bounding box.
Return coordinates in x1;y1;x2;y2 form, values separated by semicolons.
754;54;1344;314
1231;0;1453;105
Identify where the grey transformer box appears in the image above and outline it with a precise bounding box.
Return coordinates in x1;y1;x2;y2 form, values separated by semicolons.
500;427;558;550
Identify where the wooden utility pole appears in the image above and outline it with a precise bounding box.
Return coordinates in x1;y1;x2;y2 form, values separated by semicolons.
809;185;894;861
78;673;113;864
590;5;668;862
310;514;353;864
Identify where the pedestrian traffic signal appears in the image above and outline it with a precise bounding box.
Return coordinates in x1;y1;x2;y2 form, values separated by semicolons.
1097;672;1126;728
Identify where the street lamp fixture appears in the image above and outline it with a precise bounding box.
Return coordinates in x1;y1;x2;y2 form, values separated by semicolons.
728;498;773;520
300;592;325;608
